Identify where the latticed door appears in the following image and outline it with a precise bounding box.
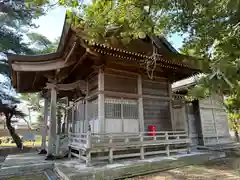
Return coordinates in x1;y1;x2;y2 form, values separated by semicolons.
104;97;139;133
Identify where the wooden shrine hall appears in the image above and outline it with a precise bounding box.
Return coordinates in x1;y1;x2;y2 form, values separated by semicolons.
7;19;201;165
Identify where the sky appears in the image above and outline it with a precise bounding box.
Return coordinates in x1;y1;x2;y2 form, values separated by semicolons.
32;6;66;42
32;5;185;50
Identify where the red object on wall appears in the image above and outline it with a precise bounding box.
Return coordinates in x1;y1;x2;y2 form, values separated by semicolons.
148;125;156;136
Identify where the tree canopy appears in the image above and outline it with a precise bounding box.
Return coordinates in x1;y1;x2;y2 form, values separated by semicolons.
31;0;240;99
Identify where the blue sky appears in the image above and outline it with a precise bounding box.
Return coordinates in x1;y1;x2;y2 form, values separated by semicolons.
32;6;185;50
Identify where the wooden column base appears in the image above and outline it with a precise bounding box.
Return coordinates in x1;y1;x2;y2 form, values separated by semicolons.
45;154;55;160
38;149;47;155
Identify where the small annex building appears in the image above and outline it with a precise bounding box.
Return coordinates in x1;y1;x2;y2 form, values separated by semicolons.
172;76;232;146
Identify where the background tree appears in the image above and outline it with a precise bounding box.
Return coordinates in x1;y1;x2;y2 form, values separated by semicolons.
0;0;50;148
224;95;240;141
27;33;59;54
0;98;26;149
0;54;26;148
20;93;44;125
0;0;47;53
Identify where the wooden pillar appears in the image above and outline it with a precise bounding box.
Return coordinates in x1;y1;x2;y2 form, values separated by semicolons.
46;87;57;159
38;97;49;154
65;97;69;133
85;80;89;133
72;105;75;133
42;98;49;150
98;68;105;133
168;82;174;130
138;75;144;132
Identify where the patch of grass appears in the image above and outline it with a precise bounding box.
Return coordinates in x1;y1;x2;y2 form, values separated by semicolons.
0;142;42;147
0;135;47;147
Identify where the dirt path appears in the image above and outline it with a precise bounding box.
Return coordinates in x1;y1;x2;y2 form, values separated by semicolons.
128;158;240;180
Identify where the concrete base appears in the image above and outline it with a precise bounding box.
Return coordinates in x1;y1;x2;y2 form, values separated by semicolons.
55;151;226;180
0;151;226;180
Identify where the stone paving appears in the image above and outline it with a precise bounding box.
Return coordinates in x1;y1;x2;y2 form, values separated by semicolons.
0;156;6;168
129;157;240;180
0;153;54;178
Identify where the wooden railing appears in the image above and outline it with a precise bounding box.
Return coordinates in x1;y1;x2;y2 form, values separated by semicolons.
69;133;89;149
69;131;190;166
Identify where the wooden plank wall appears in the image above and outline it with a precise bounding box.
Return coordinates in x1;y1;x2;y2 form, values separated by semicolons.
73;100;86;133
142;78;172;131
104;70;137;94
199;94;231;145
172;99;186;131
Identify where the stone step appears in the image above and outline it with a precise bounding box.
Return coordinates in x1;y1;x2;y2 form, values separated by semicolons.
0;162;54;179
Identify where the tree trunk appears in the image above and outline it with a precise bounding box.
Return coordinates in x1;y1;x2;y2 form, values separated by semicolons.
233;118;240;142
5;113;23;149
235;130;240;142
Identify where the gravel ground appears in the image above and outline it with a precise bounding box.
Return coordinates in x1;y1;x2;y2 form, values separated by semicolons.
127;158;240;180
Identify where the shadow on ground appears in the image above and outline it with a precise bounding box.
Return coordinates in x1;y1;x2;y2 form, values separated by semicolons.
128;158;240;180
0;174;47;180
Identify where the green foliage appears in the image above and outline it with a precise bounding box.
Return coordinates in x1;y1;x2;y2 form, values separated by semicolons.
20;93;43;112
43;0;240;101
26;33;60;54
228;112;240;131
0;58;10;77
20;92;45;125
0;0;47;54
27;33;52;49
174;1;240;101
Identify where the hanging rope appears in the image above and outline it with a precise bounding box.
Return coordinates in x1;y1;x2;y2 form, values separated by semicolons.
143;39;163;79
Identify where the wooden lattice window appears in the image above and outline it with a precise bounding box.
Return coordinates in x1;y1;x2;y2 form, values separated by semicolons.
105;97;138;119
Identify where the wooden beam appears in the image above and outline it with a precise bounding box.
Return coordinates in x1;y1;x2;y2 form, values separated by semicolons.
68;51;88;76
45;80;86;91
32;72;39;89
64;41;77;63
